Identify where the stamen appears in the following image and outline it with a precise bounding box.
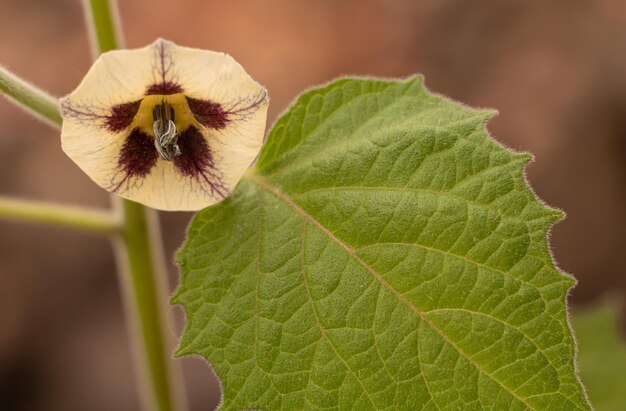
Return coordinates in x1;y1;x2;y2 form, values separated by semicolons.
152;101;181;161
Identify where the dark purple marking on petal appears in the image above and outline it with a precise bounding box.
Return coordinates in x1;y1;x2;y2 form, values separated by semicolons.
173;126;228;199
61;99;141;132
186;89;268;130
145;81;183;95
112;128;159;192
185;97;228;130
106;100;141;131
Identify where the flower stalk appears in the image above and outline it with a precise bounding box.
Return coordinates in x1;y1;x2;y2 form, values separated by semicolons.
0;2;186;411
112;199;183;411
82;0;124;58
84;1;186;411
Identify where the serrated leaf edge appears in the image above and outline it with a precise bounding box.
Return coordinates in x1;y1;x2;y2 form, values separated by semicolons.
171;76;591;410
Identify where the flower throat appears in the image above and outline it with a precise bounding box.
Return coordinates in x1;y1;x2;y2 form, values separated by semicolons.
152;100;181;161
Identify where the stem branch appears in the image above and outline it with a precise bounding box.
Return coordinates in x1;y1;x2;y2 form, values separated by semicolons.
0;68;119;235
0;196;120;233
0;2;185;410
0;65;62;127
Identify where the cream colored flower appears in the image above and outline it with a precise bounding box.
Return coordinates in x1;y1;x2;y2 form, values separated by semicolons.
60;39;268;211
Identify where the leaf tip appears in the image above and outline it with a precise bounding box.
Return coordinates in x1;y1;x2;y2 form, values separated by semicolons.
170;291;182;306
480;108;499;121
173;344;190;358
548;207;566;223
516;151;534;165
408;73;425;85
174;248;185;265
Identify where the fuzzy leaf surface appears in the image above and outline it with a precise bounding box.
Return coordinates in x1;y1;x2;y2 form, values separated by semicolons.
174;77;590;410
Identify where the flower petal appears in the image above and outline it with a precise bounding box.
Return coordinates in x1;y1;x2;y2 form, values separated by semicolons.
60;39;268;211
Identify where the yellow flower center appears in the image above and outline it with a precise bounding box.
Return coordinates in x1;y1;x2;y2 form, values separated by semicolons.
132;93;196;137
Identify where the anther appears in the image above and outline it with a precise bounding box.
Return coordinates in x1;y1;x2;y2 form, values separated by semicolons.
152;102;181;161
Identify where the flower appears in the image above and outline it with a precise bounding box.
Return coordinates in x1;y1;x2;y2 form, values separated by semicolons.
60;39;268;211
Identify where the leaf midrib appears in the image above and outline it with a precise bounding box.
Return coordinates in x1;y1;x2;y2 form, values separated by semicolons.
299;221;378;409
247;173;540;410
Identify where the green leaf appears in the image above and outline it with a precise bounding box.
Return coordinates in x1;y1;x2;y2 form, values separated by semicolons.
173;76;590;410
574;301;626;410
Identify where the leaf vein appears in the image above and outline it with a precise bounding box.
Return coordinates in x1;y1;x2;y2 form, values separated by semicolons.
250;173;538;410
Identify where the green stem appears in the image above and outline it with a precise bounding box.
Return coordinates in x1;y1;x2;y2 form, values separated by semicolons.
84;1;185;411
113;199;181;411
0;2;185;409
0;65;62;127
0;196;120;234
0;68;120;235
82;0;123;55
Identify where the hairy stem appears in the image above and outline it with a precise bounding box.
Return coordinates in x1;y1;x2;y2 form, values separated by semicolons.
112;199;184;411
0;1;185;409
0;65;62;127
0;196;120;233
82;0;124;56
84;1;186;411
0;66;120;234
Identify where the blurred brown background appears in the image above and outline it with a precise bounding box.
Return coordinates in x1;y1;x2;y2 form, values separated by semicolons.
1;0;625;410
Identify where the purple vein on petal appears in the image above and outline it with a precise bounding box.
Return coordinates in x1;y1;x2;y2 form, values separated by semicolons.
146;40;183;96
224;89;268;120
173;126;228;199
60;99;142;132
